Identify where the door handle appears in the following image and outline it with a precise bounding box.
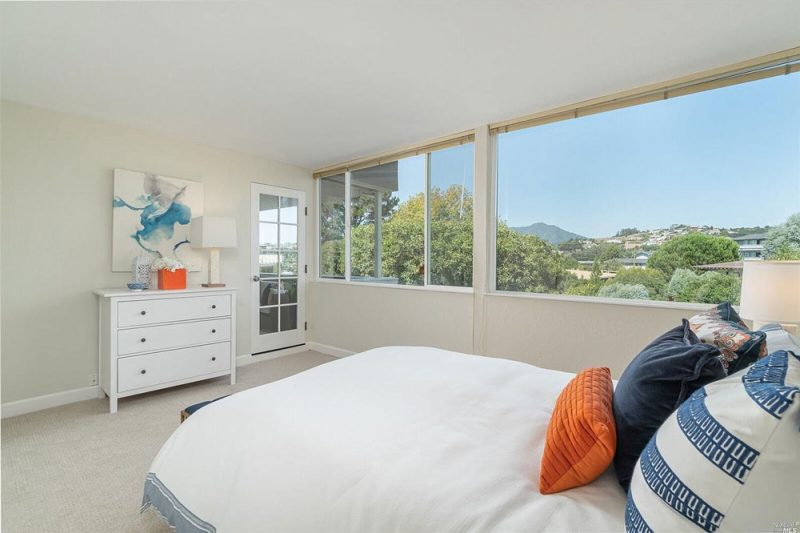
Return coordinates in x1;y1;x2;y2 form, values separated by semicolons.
252;275;259;282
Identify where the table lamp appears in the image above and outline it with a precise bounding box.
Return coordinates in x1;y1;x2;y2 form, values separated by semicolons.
739;260;800;333
190;217;237;287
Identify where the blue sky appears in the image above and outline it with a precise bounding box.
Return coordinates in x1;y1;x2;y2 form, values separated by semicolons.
395;72;799;238
496;72;800;237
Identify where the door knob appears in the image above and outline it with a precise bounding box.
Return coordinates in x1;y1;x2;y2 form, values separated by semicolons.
252;275;259;282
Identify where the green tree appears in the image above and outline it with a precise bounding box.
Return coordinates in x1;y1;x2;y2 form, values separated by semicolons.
496;223;568;293
648;233;740;277
611;267;668;300
597;283;649;300
763;213;800;260
430;186;473;286
666;268;742;304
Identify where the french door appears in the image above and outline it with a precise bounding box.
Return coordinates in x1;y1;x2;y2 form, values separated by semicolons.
250;183;306;354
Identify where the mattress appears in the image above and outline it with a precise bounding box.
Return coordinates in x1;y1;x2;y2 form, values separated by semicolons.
143;346;627;532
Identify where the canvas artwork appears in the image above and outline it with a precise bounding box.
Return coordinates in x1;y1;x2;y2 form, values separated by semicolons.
112;169;204;271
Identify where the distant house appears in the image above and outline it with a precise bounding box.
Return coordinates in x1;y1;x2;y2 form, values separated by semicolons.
733;232;767;259
619;251;651;268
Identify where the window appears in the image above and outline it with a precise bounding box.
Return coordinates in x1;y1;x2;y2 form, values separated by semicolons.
318;143;474;287
429;144;474;287
319;174;345;278
495;70;800;304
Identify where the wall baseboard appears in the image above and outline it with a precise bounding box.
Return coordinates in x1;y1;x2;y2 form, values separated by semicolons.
1;385;104;419
235;344;309;367
306;341;355;358
3;343;351;419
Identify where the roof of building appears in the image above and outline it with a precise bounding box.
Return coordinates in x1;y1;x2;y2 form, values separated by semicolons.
732;233;768;241
694;261;744;271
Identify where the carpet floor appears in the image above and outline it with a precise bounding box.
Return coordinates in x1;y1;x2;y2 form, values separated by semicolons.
1;351;336;533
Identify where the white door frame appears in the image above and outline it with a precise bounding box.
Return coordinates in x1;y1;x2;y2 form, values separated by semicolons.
250;182;306;354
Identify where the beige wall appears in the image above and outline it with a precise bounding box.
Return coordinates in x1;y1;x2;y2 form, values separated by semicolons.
308;282;474;354
307;282;703;379
1;101;313;404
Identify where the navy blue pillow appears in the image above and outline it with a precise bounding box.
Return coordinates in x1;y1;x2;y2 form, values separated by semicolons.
613;320;724;491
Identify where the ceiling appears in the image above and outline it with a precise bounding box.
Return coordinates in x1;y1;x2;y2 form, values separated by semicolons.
2;1;799;170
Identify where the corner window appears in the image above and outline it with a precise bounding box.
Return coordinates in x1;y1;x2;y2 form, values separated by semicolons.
318;143;474;288
495;71;800;304
318;174;346;279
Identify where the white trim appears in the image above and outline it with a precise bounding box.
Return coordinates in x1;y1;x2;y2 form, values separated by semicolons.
236;345;309;366
488;290;715;311
1;386;104;419
306;341;355;358
311;278;473;294
344;171;352;281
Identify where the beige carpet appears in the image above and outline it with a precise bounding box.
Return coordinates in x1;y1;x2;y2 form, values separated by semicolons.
1;351;336;533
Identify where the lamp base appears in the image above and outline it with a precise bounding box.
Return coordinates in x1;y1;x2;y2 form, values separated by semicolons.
201;283;226;288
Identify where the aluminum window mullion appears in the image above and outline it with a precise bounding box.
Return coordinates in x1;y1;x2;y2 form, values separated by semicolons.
344;171;352;282
424;153;431;286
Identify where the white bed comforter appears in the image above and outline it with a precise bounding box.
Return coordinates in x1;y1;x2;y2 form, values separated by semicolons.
144;347;626;532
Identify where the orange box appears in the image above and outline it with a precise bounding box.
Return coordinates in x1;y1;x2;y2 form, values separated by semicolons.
157;268;187;290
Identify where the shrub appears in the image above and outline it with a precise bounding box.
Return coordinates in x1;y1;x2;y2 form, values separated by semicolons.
597;283;649;300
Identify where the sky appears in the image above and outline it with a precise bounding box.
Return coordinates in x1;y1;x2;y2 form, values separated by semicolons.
393;71;799;238
495;72;800;238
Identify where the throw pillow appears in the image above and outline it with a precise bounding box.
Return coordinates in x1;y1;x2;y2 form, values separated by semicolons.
626;350;800;532
689;302;767;374
613;320;724;491
540;367;616;494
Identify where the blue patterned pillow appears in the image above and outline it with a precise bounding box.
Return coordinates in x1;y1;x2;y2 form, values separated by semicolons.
626;350;800;532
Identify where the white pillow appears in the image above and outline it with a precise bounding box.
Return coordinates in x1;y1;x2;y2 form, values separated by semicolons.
760;323;800;355
626;350;800;532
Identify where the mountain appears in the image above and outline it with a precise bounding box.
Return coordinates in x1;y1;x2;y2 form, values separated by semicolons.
509;222;585;245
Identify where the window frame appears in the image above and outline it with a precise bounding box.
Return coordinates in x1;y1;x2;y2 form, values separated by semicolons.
315;146;475;293
487;63;799;307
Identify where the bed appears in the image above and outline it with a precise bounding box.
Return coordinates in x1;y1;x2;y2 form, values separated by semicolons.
142;346;627;532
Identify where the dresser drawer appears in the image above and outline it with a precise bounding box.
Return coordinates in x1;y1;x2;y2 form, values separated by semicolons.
118;342;231;393
117;294;231;328
118;318;231;355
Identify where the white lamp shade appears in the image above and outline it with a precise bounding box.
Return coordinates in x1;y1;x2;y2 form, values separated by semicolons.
740;261;800;324
190;217;237;248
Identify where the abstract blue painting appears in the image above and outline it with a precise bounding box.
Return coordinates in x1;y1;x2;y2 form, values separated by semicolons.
112;169;204;271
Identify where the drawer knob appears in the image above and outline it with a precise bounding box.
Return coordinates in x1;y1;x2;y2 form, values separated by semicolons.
140;310;146;316
140;338;146;343
211;356;217;361
140;369;146;375
211;329;216;333
211;304;217;309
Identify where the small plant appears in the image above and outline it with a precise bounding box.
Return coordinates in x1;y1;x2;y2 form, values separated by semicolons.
151;257;186;272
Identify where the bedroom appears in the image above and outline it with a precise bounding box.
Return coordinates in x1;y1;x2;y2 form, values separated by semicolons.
1;1;799;532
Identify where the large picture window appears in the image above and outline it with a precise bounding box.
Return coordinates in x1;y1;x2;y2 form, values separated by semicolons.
318;143;474;288
495;70;800;304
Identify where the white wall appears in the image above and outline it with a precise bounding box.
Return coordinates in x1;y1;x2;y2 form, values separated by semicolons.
307;282;702;378
0;101;313;404
308;282;473;354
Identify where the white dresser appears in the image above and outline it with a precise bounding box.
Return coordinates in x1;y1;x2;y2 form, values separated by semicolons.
94;287;236;413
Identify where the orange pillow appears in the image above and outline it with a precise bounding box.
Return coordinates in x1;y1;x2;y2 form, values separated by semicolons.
539;366;616;494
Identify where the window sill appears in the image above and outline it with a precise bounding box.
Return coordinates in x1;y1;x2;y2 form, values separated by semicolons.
488;290;716;312
312;278;474;294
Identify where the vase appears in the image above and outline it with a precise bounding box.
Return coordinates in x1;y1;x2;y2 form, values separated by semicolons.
158;268;187;290
132;253;154;289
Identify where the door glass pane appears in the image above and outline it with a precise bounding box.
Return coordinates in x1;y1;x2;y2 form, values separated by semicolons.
259;252;279;275
280;224;297;250
319;174;346;278
260;223;278;251
259;307;279;334
280;197;298;224
280;278;298;305
280;305;298;332
260;194;279;222
280;252;298;276
259;280;280;306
